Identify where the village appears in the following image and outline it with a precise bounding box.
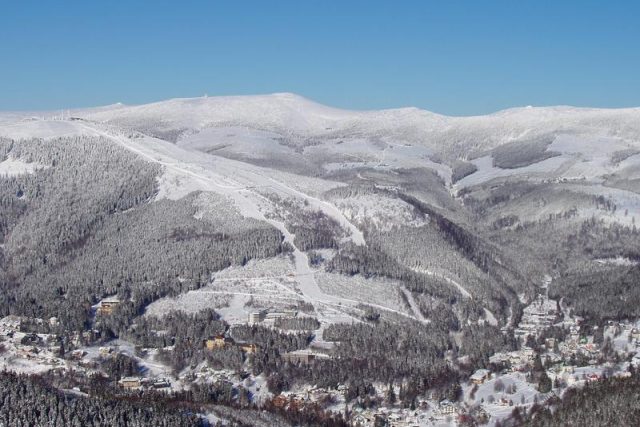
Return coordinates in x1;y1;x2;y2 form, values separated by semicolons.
3;287;640;427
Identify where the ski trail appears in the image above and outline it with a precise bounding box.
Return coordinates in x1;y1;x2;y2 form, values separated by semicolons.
400;287;430;323
412;267;472;298
79;123;419;321
483;308;498;326
80;122;364;245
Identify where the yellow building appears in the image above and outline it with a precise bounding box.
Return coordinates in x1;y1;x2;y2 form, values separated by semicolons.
97;297;120;315
204;334;233;350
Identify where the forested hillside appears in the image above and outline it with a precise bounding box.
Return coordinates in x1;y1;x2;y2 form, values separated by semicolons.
0;136;288;331
1;95;640;426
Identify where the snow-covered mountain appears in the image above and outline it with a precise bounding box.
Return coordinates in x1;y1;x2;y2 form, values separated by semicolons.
2;94;640;427
1;93;639;332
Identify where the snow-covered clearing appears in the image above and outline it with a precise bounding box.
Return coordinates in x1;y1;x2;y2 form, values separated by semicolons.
595;256;638;266
462;372;543;426
78;121;364;245
0;157;43;176
315;272;410;316
400;288;429;323
412;267;472;299
483;308;498;326
454;155;568;189
333;193;428;231
0;119;99;139
564;182;640;226
549;133;631;180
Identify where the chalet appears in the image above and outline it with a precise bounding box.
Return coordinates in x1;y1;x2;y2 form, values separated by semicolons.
97;297;120;315
470;368;490;385
118;377;142;390
204;334;234;350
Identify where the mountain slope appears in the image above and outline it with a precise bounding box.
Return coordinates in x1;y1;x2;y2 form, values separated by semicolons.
0;94;639;334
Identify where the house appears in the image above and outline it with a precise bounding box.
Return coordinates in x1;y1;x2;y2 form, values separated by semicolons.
438;400;458;415
204;334;234;350
489;352;510;365
470;406;490;423
248;310;267;324
271;395;289;409
99;346;113;356
97;297;120;315
352;413;374;425
497;397;512;407
545;338;556;350
470;369;490;385
239;343;259;354
266;310;297;320
118;377;142;390
282;349;328;365
151;378;171;389
587;373;601;382
70;350;86;360
248;309;297;325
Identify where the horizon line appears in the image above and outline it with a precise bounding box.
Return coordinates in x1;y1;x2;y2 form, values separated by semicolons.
1;92;639;119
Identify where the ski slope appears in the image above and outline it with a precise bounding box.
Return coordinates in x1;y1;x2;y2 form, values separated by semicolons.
77;121;365;245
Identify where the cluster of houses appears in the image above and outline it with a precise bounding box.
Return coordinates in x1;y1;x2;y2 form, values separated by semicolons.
203;334;259;354
203;333;331;365
489;348;536;372
514;293;559;341
118;376;171;390
350;400;488;427
0;316;67;369
272;384;343;410
1;314;179;397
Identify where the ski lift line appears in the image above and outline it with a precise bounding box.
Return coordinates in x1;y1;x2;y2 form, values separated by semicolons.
191;289;419;321
211;272;315;281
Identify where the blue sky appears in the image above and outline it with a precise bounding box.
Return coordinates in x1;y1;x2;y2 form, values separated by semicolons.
1;1;639;115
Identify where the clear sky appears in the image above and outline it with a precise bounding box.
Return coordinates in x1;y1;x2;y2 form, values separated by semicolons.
1;1;639;115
